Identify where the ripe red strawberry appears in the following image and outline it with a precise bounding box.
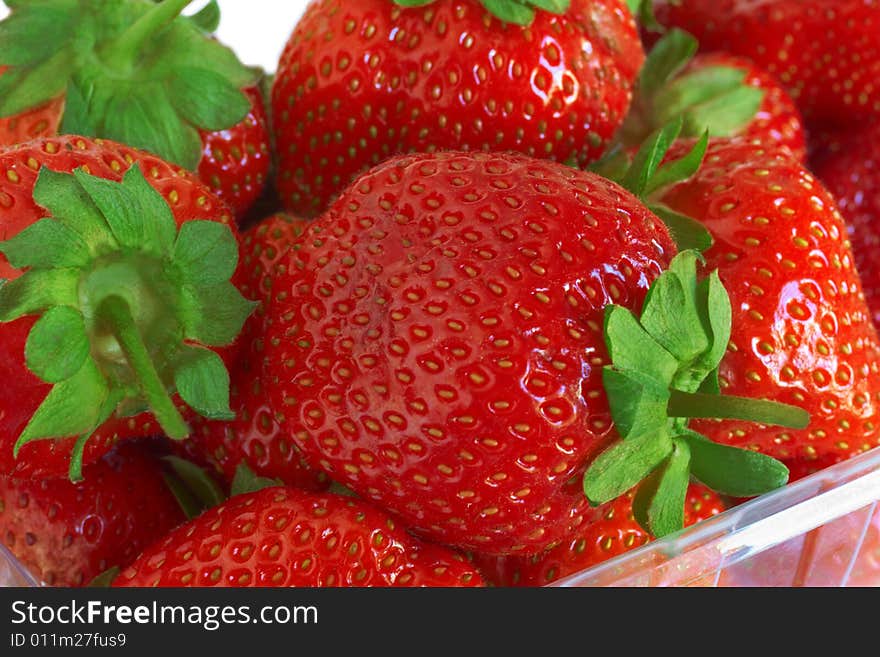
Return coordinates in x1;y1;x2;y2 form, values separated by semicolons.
0;0;270;219
474;483;725;586
188;214;329;491
113;487;484;587
197;86;272;219
262;149;802;554
812;122;880;326
0;439;186;586
619;30;807;161
652;0;880;128
0;135;255;480
656;137;880;469
271;0;645;217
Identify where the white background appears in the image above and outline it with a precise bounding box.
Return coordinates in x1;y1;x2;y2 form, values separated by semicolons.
0;0;312;72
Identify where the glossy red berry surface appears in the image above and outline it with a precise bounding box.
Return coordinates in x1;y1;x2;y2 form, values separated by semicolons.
271;0;644;217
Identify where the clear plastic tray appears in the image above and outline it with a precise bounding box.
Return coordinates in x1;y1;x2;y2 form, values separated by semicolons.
557;446;880;587
3;446;880;588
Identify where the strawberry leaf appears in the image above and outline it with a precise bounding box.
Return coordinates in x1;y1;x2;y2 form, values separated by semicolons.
230;464;282;498
681;431;790;497
0;269;80;322
180;281;257;346
173;346;235;421
632;439;691;537
602;368;671;440
14;359;110;451
583;430;673;506
172;221;239;286
0;218;91;270
604;305;678;387
163;455;226;512
640;269;709;363
31;168;117;251
25;305;89;383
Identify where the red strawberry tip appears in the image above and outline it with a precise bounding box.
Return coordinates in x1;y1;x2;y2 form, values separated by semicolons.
585;249;807;537
0;0;257;170
0;164;256;481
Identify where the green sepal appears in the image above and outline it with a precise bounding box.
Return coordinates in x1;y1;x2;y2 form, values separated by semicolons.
0;218;91;270
73;166;176;254
67;387;124;483
0;0;258;170
394;0;569;25
602;368;671;440
31;167;117;253
621;117;683;197
167;67;251;133
603;305;678;388
87;567;120;588
180;281;257;346
681;430;790;498
0;269;80;322
694;270;732;376
186;0;221;33
637;28;698;102
230;463;283;498
632;438;691;538
582;430;673;506
640;268;709;363
172;220;239;286
594;249;809;535
25;305;89;383
173;346;235;421
14;358;110;454
644;131;708;197
0;47;75;117
163;455;226;517
667;390;811;428
0;0;80;69
648;203;713;253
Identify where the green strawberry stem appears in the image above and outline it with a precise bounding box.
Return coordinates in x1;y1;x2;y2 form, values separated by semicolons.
668;390;810;428
100;0;195;73
96;295;189;440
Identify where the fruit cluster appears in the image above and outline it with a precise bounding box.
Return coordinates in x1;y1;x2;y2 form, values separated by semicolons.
1;0;879;588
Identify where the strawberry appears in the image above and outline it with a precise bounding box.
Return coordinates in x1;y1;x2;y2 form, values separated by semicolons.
651;0;880;129
656;137;880;469
0;0;270;219
474;483;725;586
618;29;807;161
188;214;329;491
113;487;484;587
262;149;803;554
812;122;880;326
0;135;256;480
197;85;273;220
271;0;645;217
0;439;186;587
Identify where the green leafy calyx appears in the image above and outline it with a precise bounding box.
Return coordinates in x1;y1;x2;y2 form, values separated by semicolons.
393;0;570;26
619;28;766;148
583;251;809;537
0;164;255;481
0;0;256;169
593;117;713;253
